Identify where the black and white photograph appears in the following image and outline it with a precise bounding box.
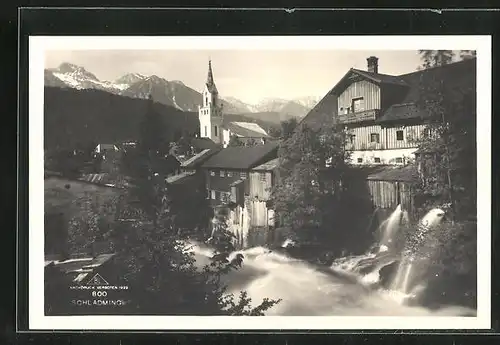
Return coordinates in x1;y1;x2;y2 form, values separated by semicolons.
29;36;491;330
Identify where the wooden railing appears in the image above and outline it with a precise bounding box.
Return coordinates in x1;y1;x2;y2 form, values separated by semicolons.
337;109;379;124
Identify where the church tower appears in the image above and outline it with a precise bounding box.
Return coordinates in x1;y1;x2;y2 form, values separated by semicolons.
198;60;224;144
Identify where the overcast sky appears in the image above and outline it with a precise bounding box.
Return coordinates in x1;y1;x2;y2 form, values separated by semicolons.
45;50;425;104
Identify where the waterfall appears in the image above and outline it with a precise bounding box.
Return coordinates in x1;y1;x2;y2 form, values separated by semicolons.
378;204;403;248
388;208;446;300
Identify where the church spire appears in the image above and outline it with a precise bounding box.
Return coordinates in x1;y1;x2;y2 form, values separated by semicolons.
206;59;218;94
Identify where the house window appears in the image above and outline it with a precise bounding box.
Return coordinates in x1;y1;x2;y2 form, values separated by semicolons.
423;127;431;137
240;172;247;179
352;97;365;113
374;157;381;163
227;171;233;177
357;158;363;163
205;96;208;106
370;133;380;143
214;125;218;136
349;134;356;144
220;170;225;177
259;172;266;182
395;157;403;164
204;126;208;137
210;170;215;176
396;130;404;141
211;190;216;200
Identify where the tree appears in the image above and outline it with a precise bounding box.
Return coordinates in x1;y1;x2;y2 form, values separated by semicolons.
418;50;454;69
244;138;259;146
170;135;192;156
227;135;245;147
270;122;351;243
413;51;476;221
280;118;299;140
67;192;118;257
140;96;169;156
459;50;476;60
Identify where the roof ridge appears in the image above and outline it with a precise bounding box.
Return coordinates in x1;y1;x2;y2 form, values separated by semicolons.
396;57;476;77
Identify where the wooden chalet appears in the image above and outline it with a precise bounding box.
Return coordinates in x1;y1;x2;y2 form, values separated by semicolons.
297;56;476;215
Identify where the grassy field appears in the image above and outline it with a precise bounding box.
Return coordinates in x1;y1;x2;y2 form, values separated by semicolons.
45;176;123;217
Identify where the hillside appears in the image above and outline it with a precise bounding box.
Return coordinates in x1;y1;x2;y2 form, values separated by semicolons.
43;87;280;150
44;87;199;149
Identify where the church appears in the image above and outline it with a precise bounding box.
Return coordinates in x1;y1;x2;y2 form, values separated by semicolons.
198;60;270;148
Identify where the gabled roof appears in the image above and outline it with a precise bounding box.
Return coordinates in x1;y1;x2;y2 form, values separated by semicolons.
166;171;196;184
225;121;269;138
299;57;476;129
79;173;128;188
297;90;336;131
376;103;429;123
375;58;476;123
191;137;220;151
366;164;419;183
201;142;279;169
95;144;119;150
351;69;409;86
252;158;279;171
181;148;221;168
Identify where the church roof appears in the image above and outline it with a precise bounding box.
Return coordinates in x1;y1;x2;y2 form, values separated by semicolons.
206;60;218;94
225;121;269;138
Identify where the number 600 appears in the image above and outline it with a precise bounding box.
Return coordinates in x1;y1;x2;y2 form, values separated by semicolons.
92;291;107;297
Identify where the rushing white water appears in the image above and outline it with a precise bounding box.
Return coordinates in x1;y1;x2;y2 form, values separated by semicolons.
185;205;475;316
379;204;403;247
389;208;446;299
188;245;475;316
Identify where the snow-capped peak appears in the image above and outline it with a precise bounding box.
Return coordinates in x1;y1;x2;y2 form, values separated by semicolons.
293;96;321;108
55;62;99;81
114;73;147;85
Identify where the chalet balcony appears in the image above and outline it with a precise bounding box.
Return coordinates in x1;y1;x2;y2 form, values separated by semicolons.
337;109;379;124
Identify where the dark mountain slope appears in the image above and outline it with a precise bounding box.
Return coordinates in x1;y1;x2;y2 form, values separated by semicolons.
44;87;199;149
43;87;281;150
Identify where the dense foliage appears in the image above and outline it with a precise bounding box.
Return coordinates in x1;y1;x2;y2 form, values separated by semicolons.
390;50;478;308
268;118;299;140
227;135;245;147
270;122;352;246
412;50;477;221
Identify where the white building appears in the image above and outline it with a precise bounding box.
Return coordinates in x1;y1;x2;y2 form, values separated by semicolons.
198;60;270;148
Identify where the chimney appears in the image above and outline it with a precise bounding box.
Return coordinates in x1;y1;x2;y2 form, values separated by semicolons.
367;56;379;74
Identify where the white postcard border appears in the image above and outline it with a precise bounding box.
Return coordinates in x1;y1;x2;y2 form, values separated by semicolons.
28;35;491;330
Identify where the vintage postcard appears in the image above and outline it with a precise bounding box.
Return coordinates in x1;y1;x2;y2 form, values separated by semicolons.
28;36;491;330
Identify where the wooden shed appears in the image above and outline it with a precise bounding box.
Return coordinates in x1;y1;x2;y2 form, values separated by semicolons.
366;164;419;213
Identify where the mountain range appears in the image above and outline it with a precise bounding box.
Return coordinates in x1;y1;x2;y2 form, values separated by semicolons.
44;63;320;119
